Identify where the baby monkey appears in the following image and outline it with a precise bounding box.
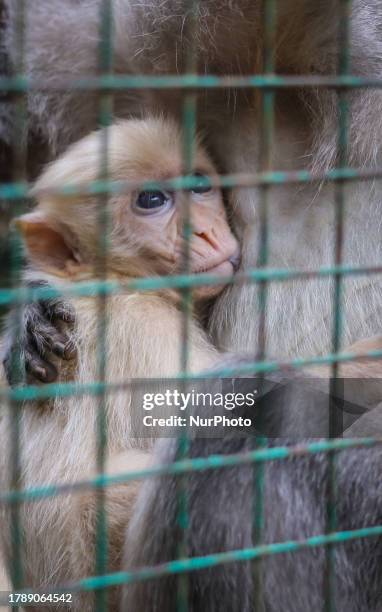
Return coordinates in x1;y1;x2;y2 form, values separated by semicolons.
0;117;239;610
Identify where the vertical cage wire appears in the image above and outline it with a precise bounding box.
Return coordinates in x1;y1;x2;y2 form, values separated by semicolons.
7;0;26;603
176;1;199;610
325;2;351;610
94;1;115;610
252;1;277;609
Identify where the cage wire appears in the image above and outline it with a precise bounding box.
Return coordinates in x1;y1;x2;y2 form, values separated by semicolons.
1;0;382;610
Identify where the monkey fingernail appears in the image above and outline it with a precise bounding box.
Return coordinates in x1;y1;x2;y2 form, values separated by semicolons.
34;362;58;383
56;308;75;324
52;341;67;358
51;337;76;360
34;365;47;380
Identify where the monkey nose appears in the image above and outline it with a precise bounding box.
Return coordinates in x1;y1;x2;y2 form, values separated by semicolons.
194;231;220;251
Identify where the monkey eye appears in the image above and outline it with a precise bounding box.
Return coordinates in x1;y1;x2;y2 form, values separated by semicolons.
191;173;212;194
134;191;172;215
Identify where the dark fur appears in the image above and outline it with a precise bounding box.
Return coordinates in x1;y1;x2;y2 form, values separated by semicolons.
123;433;382;612
1;280;75;385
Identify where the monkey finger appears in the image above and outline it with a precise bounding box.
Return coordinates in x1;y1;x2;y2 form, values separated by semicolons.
28;317;76;362
50;336;77;361
38;330;77;361
25;350;58;384
43;298;76;325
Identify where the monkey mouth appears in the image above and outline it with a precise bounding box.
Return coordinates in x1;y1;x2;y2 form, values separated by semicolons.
195;256;240;276
229;253;241;272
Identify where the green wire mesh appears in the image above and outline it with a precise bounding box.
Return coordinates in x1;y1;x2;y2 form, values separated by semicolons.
1;0;382;610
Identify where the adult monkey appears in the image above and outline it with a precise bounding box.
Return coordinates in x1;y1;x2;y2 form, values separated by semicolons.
1;0;382;375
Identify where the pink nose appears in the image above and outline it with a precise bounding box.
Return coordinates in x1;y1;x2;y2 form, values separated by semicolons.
194;231;220;251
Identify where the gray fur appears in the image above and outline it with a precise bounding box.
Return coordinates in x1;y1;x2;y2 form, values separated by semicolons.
1;0;382;166
123;432;382;611
122;370;382;611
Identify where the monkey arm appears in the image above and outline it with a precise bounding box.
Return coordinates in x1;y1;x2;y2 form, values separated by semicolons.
123;436;382;612
2;280;76;385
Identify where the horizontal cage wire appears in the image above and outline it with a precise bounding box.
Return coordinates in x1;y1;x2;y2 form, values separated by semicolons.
0;0;382;610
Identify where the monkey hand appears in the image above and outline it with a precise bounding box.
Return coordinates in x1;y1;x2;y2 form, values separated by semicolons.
2;281;76;386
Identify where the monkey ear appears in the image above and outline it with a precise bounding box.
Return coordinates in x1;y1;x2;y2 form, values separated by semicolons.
13;211;82;277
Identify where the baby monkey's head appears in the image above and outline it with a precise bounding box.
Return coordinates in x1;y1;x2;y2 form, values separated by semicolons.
16;118;240;300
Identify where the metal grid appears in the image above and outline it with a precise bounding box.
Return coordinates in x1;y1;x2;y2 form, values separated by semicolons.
0;0;382;610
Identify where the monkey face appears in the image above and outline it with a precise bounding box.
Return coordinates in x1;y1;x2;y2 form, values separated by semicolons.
126;176;240;299
17;118;240;299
